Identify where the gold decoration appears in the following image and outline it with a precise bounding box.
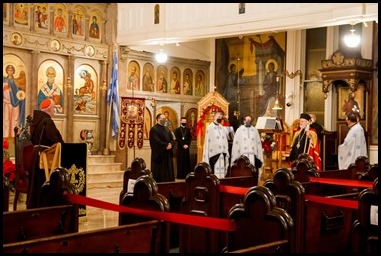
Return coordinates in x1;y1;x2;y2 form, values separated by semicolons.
67;164;86;193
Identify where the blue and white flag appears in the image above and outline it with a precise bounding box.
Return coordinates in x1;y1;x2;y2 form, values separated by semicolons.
107;52;120;139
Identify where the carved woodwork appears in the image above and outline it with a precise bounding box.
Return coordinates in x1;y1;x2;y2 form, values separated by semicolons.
319;50;373;99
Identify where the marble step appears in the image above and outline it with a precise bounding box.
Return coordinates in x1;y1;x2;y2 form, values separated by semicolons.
87;162;123;174
86;155;124;189
87;155;117;164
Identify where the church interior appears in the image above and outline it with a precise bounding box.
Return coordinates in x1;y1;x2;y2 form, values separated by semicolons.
3;3;379;253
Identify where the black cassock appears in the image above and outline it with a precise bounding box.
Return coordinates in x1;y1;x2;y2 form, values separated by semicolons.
27;110;64;209
149;124;175;182
173;125;192;179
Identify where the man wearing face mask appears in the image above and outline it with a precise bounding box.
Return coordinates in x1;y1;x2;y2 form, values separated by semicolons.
231;115;263;180
202;111;230;178
289;113;322;171
149;113;175;182
174;117;192;179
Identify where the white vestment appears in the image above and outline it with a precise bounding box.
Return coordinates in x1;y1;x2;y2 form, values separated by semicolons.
231;125;264;180
338;122;368;170
202;122;230;178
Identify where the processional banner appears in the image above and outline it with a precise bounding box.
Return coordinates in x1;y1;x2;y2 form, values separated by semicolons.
119;97;145;150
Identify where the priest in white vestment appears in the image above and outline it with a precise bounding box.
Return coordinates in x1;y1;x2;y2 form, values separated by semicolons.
202;111;230;178
338;112;368;170
231;115;264;180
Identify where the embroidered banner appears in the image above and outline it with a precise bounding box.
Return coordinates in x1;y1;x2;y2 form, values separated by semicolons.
119;97;145;149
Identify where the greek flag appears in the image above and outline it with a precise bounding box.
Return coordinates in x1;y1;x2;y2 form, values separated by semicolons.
107;52;120;139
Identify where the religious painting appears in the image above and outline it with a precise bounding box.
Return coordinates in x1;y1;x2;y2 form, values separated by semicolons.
74;65;97;115
72;5;85;37
85;45;95;57
142;63;154;92
157;106;178;133
89;11;101;41
185;108;198;139
3;54;27;141
50;39;61;52
3;3;9;25
34;3;49;31
143;107;152;139
215;33;286;125
169;67;181;94
183;68;193;95
195;70;206;97
14;3;29;27
127;60;140;90
338;85;365;120
37;60;64;114
156;65;168;93
370;23;378;145
53;4;67;34
11;32;22;46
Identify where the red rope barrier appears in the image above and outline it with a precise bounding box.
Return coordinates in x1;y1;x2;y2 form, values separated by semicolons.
305;194;358;209
309;177;373;188
65;193;236;232
219;185;248;195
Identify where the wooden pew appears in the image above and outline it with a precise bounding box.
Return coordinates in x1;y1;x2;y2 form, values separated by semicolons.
292;155;377;196
118;157;151;225
119;156;258;250
352;178;379;253
3;205;78;244
3;167;79;244
269;163;375;253
3;220;166;253
178;160;258;253
223;186;294;253
119;175;170;253
264;168;305;253
120;160;292;253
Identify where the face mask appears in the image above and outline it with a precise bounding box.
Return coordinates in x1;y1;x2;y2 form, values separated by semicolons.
216;118;222;123
245;122;251;127
181;123;187;127
159;120;165;126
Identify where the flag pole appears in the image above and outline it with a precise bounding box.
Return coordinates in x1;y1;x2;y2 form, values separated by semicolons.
103;99;112;155
103;48;116;155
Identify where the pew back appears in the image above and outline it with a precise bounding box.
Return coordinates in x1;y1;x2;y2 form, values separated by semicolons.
3;204;78;244
225;186;294;253
3;220;165;253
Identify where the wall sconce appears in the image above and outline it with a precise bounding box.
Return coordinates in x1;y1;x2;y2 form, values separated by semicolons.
282;70;303;85
155;48;168;63
344;24;361;48
285;93;294;107
120;46;130;62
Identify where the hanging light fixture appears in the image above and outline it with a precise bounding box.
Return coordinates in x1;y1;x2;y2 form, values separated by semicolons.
272;75;283;110
155;48;167;63
344;24;361;48
272;94;283;110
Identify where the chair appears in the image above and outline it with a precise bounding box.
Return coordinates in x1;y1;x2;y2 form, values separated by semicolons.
39;142;62;181
13;116;33;211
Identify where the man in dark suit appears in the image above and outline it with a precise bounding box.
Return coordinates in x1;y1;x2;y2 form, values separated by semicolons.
149;113;175;182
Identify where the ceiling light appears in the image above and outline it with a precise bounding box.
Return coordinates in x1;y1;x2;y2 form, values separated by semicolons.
344;26;361;48
155;49;168;63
